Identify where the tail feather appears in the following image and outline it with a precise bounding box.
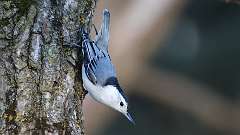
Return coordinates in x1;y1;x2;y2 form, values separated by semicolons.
95;8;110;52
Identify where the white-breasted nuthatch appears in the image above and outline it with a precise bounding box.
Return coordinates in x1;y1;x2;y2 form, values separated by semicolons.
81;9;135;124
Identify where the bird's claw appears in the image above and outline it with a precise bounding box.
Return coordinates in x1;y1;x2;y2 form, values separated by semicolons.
80;90;88;101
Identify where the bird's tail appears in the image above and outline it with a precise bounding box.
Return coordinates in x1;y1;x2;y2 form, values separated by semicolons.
94;9;110;52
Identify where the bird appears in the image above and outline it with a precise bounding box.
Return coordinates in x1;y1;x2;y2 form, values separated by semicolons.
81;9;135;124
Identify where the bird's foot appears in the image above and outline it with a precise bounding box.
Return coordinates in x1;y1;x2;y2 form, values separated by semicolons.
80;90;88;101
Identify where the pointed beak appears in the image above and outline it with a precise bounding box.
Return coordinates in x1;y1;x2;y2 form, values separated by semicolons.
125;112;135;125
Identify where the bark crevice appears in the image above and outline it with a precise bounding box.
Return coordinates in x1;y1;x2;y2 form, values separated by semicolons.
0;0;96;134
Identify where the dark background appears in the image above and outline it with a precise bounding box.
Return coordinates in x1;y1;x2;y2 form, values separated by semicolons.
99;0;240;135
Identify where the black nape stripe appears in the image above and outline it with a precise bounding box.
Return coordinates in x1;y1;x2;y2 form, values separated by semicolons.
104;77;128;102
104;77;119;86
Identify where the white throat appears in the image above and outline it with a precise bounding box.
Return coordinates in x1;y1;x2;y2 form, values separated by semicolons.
82;65;119;106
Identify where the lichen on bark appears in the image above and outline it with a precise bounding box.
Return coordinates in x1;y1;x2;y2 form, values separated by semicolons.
0;0;96;134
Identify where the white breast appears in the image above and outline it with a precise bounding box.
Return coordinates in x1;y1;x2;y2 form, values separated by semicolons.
82;65;104;103
82;65;120;110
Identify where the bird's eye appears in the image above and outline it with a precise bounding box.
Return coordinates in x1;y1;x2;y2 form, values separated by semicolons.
120;101;124;106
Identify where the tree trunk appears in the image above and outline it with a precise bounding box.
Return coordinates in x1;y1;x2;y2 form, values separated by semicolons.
0;0;95;134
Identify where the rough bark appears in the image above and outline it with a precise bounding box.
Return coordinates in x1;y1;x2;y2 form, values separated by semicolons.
0;0;95;134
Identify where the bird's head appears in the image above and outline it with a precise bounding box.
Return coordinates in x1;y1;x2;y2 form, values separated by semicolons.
101;77;135;124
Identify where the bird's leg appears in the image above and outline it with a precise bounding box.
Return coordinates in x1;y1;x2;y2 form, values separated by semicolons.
63;42;81;48
80;90;88;101
91;23;98;35
66;59;77;69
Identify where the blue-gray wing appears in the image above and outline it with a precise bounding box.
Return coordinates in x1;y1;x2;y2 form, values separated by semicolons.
87;54;116;86
82;34;116;86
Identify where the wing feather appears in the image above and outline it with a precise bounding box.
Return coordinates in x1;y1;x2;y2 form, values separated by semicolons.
82;37;116;86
